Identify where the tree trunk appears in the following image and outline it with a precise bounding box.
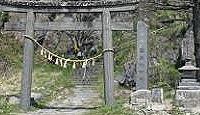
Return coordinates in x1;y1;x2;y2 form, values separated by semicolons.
193;0;200;80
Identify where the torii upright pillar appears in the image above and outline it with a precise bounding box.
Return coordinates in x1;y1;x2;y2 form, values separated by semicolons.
102;8;114;105
21;11;35;110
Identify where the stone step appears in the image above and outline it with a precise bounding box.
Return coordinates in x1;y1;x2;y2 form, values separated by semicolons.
72;80;100;82
177;86;200;90
73;83;100;86
73;77;98;79
73;79;99;80
73;81;101;83
65;82;101;84
73;79;100;82
181;79;197;82
74;85;97;88
179;82;200;86
73;79;100;81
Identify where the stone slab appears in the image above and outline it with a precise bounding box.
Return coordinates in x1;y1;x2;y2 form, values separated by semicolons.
179;82;200;86
131;90;151;110
181;79;197;82
177;86;200;90
176;90;200;99
176;90;200;109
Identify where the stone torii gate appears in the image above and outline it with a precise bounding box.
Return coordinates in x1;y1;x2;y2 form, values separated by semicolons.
0;0;148;110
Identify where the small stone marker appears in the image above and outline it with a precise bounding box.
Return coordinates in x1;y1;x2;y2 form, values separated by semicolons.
136;21;148;90
151;88;164;103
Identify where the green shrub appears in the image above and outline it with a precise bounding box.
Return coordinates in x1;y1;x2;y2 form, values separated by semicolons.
150;58;180;90
0;12;9;22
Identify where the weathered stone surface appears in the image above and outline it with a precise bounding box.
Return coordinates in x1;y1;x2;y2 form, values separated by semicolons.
151;88;163;103
136;21;148;90
130;90;151;110
176;90;200;100
176;60;200;111
129;89;176;114
179;82;200;86
151;103;166;111
1;0;138;8
181;28;195;60
181;79;197;82
177;86;200;90
176;90;200;109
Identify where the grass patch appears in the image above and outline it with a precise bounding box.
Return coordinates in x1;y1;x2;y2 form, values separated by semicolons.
0;96;21;115
0;34;23;68
87;102;133;115
89;67;133;115
32;62;74;104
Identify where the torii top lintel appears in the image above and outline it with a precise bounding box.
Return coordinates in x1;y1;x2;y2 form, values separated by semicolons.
0;0;139;13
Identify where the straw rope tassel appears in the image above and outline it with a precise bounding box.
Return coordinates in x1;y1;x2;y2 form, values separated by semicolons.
60;59;63;67
40;48;44;55
44;50;47;58
82;61;86;68
55;58;59;65
63;60;67;68
92;59;95;66
48;53;52;61
23;35;102;70
73;62;76;69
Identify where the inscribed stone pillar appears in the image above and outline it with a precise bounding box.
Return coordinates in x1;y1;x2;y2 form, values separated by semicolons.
21;12;35;110
136;21;148;90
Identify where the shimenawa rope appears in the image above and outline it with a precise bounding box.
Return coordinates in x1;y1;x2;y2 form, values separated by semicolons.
23;35;102;69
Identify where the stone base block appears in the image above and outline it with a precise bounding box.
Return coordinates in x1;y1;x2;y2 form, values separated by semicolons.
181;79;197;82
179;82;200;86
130;90;151;110
176;90;200;109
151;88;164;103
177;86;200;90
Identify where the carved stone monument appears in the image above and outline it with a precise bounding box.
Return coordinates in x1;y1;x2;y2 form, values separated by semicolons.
131;21;149;111
176;60;200;112
136;21;148;90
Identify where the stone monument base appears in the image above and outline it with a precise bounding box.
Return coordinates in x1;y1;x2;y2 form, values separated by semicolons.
130;89;172;114
130;89;164;110
130;90;151;110
176;89;200;112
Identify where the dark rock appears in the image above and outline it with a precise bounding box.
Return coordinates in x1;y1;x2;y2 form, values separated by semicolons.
119;60;136;89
